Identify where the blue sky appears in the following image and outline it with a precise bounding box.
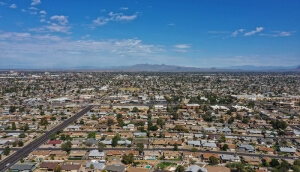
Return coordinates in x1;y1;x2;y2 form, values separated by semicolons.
0;0;299;68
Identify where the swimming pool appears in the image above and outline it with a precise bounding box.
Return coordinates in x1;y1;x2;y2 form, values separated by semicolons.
145;165;151;169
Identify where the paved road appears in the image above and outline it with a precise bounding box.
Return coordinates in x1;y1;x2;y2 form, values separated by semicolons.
0;105;94;172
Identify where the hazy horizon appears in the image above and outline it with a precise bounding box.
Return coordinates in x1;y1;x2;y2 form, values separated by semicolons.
0;0;299;68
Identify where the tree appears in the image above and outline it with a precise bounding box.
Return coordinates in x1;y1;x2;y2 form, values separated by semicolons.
112;134;121;147
209;156;219;165
61;141;72;152
3;146;10;155
136;143;144;153
175;165;185;172
60;134;66;141
157;118;165;128
122;153;134;164
294;159;300;166
222;144;229;151
191;147;198;152
98;142;106;152
107;118;114;126
23;123;29;132
132;107;139;112
88;132;96;138
18;141;24;147
19;132;26;138
173;143;178;151
117;118;124;127
12;122;16;130
50;134;57;140
270;159;280;167
227;117;234;124
292;166;300;172
54;165;61;172
40;117;49;126
80;119;84;125
219;134;226;143
9;106;16;113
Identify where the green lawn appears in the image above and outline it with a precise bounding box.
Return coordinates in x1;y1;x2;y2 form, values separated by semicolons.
157;162;176;169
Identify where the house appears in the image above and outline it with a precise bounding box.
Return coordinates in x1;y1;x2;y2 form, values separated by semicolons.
168;140;182;146
133;132;147;137
101;139;112;145
69;150;86;159
85;138;99;146
61;164;81;172
218;127;231;134
89;150;105;159
39;162;60;172
65;125;81;131
220;143;236;152
106;150;123;157
104;164;126;172
247;129;262;134
182;151;201;162
187;140;201;147
239;144;255;153
118;140;131;145
202;142;217;149
258;138;273;145
144;150;160;160
257;146;274;154
242;156;261;165
279;147;296;154
132;139;149;147
152;140;167;146
10;164;36;172
219;154;240;163
185;165;207;172
203;127;217;133
163;151;180;160
124;150;140;159
86;161;105;170
49;150;67;157
47;140;63;146
202;153;218;162
0;139;10;146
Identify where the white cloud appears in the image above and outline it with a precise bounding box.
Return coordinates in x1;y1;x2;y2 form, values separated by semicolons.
45;23;70;33
277;31;292;37
174;44;190;49
120;7;128;10
40;19;46;23
9;4;17;9
40;10;46;15
29;7;38;10
260;31;294;37
244;27;264;36
0;34;165;68
93;17;109;26
0;2;6;5
93;12;138;27
50;15;69;25
31;0;41;6
109;12;137;21
231;29;245;37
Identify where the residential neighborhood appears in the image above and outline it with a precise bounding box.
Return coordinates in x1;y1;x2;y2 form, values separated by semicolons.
0;71;300;172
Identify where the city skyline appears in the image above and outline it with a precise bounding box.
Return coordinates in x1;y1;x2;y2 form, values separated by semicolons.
0;0;299;69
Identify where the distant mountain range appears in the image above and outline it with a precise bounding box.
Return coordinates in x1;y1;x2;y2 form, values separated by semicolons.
102;64;300;72
1;64;300;72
